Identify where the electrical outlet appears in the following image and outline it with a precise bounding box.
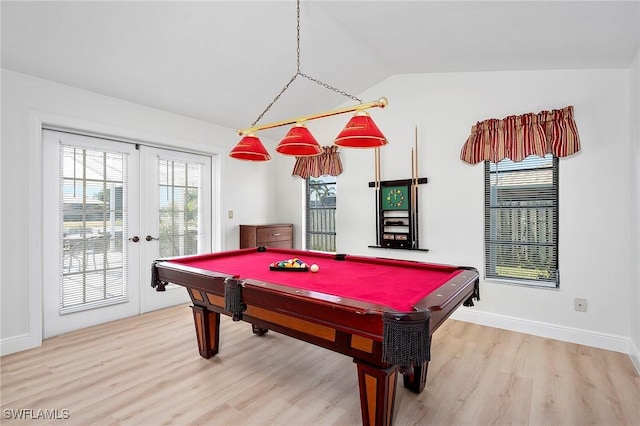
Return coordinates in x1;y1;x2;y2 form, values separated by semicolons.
228;210;233;219
574;298;587;312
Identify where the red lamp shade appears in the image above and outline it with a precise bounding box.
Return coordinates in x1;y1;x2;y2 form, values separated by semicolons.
334;111;388;148
276;124;322;157
229;134;271;161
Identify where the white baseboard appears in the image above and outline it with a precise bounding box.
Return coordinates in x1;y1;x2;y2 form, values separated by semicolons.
629;339;640;375
451;307;633;356
0;332;40;356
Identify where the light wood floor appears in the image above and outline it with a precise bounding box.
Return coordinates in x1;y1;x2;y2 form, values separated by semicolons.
2;305;639;425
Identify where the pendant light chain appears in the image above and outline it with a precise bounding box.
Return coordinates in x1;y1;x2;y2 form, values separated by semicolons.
250;0;362;128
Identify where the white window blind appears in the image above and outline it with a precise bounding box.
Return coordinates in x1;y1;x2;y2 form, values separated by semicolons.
59;145;129;313
158;159;203;257
484;154;559;288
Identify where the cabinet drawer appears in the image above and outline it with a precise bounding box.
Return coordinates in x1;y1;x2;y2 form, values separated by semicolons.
240;224;293;249
256;226;292;243
261;239;293;248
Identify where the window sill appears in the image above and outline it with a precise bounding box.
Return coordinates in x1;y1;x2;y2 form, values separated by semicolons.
484;277;559;290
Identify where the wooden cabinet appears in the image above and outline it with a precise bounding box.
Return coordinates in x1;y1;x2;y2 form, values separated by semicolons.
240;224;293;249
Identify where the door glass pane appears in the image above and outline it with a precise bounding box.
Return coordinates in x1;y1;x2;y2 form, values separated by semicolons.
60;146;128;313
158;159;203;257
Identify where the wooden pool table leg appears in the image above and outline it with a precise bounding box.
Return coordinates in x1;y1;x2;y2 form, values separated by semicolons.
191;305;220;359
402;361;428;393
354;360;398;426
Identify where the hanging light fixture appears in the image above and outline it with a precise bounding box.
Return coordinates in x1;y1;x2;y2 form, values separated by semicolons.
334;111;388;148
230;0;389;161
276;123;321;156
229;134;271;161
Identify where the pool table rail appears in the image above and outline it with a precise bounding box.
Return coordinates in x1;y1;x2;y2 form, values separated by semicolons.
153;259;478;345
153;261;392;358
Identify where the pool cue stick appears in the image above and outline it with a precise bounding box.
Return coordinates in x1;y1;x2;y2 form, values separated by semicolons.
375;147;381;246
409;148;416;248
413;125;419;249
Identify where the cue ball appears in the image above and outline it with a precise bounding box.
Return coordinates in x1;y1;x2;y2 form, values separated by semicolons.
310;264;319;273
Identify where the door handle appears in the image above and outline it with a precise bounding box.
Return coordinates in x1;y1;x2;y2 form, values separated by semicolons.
128;236;140;242
146;235;159;242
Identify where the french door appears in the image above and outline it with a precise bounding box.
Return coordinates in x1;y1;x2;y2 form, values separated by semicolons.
42;130;212;338
139;146;211;313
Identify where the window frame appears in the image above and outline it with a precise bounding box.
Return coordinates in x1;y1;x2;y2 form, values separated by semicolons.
484;154;560;289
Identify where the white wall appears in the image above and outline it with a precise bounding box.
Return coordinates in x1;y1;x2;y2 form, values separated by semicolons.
279;68;636;354
0;69;274;354
630;50;640;370
271;154;306;248
2;65;637;362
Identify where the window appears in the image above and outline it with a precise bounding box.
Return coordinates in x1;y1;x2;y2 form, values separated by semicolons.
306;176;336;252
485;154;559;288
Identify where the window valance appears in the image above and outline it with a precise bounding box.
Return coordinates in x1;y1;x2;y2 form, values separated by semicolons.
292;145;343;178
460;105;580;164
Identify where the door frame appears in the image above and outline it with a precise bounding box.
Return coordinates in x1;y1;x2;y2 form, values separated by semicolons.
25;111;222;350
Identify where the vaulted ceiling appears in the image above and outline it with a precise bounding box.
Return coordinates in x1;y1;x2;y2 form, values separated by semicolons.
2;1;639;131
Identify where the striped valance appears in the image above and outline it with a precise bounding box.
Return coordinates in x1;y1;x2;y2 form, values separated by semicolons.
292;145;343;179
460;105;581;164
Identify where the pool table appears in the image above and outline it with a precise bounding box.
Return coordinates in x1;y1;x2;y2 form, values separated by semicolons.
152;247;479;426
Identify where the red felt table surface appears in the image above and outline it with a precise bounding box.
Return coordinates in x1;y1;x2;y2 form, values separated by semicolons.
167;249;463;312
